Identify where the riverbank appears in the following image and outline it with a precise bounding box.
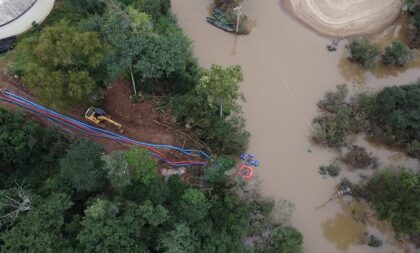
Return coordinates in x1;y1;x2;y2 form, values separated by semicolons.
172;0;419;252
284;0;403;37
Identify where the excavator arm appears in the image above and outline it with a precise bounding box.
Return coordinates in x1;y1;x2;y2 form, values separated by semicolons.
97;116;122;129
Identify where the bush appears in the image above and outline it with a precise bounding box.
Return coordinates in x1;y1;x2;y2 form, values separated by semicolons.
263;226;304;253
367;234;383;247
407;140;420;158
319;163;341;177
312;85;363;148
406;3;420;48
115;0;171;20
337;178;353;193
349;37;381;69
312;106;360;148
317;84;349;113
341;145;377;170
382;41;413;66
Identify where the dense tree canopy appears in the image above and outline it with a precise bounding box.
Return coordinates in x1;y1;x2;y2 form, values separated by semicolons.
77;199;148;252
371;83;420;156
367;170;420;236
0;111;303;252
81;1;193;93
174;65;249;154
60;139;106;193
102;151;131;191
1;193;73;252
15;21;106;108
0;109;68;184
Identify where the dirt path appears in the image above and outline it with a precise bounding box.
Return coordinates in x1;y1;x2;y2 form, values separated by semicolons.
284;0;403;37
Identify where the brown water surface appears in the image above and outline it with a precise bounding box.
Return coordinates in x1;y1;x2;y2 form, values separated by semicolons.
172;1;419;252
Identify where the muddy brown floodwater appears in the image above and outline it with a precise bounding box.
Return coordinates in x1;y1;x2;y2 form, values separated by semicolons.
172;1;419;252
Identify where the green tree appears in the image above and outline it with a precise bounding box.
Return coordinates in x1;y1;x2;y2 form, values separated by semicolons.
131;33;191;80
174;64;244;124
102;151;132;191
179;189;211;223
173;65;249;153
125;148;158;185
196;65;244;118
0;193;73;252
131;0;171;20
373;83;420;150
77;198;148;252
60;139;106;192
382;41;413;66
158;223;199;253
70;0;105;14
16;21;106;108
205;156;236;184
367;170;420;236
140;200;169;227
264;226;303;253
349;37;381;69
0;109;67;172
82;6;191;86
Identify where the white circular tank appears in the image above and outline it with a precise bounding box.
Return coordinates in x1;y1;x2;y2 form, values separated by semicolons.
0;0;38;26
0;0;55;39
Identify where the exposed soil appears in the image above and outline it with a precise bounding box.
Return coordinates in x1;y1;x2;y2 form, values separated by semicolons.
0;74;207;157
103;80;176;147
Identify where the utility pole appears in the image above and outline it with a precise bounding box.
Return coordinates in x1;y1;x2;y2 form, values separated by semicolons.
233;5;243;34
129;65;137;96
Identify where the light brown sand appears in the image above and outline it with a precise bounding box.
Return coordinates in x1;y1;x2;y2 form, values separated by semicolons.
286;0;403;37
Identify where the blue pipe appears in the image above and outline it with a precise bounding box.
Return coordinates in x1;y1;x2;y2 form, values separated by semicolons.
4;91;211;160
0;93;210;167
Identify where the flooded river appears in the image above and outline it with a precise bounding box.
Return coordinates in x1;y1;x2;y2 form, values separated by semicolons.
172;1;419;252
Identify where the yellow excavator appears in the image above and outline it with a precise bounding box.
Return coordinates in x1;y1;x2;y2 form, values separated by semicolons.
84;107;123;133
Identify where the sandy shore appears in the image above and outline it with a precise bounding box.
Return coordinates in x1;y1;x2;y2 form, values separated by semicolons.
285;0;403;37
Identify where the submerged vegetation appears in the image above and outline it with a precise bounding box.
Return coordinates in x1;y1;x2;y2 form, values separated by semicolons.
312;83;420;160
348;37;381;70
382;41;413;66
348;38;414;69
405;0;420;47
313;83;420;246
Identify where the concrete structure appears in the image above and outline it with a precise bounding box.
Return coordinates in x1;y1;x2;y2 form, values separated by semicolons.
0;0;55;39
